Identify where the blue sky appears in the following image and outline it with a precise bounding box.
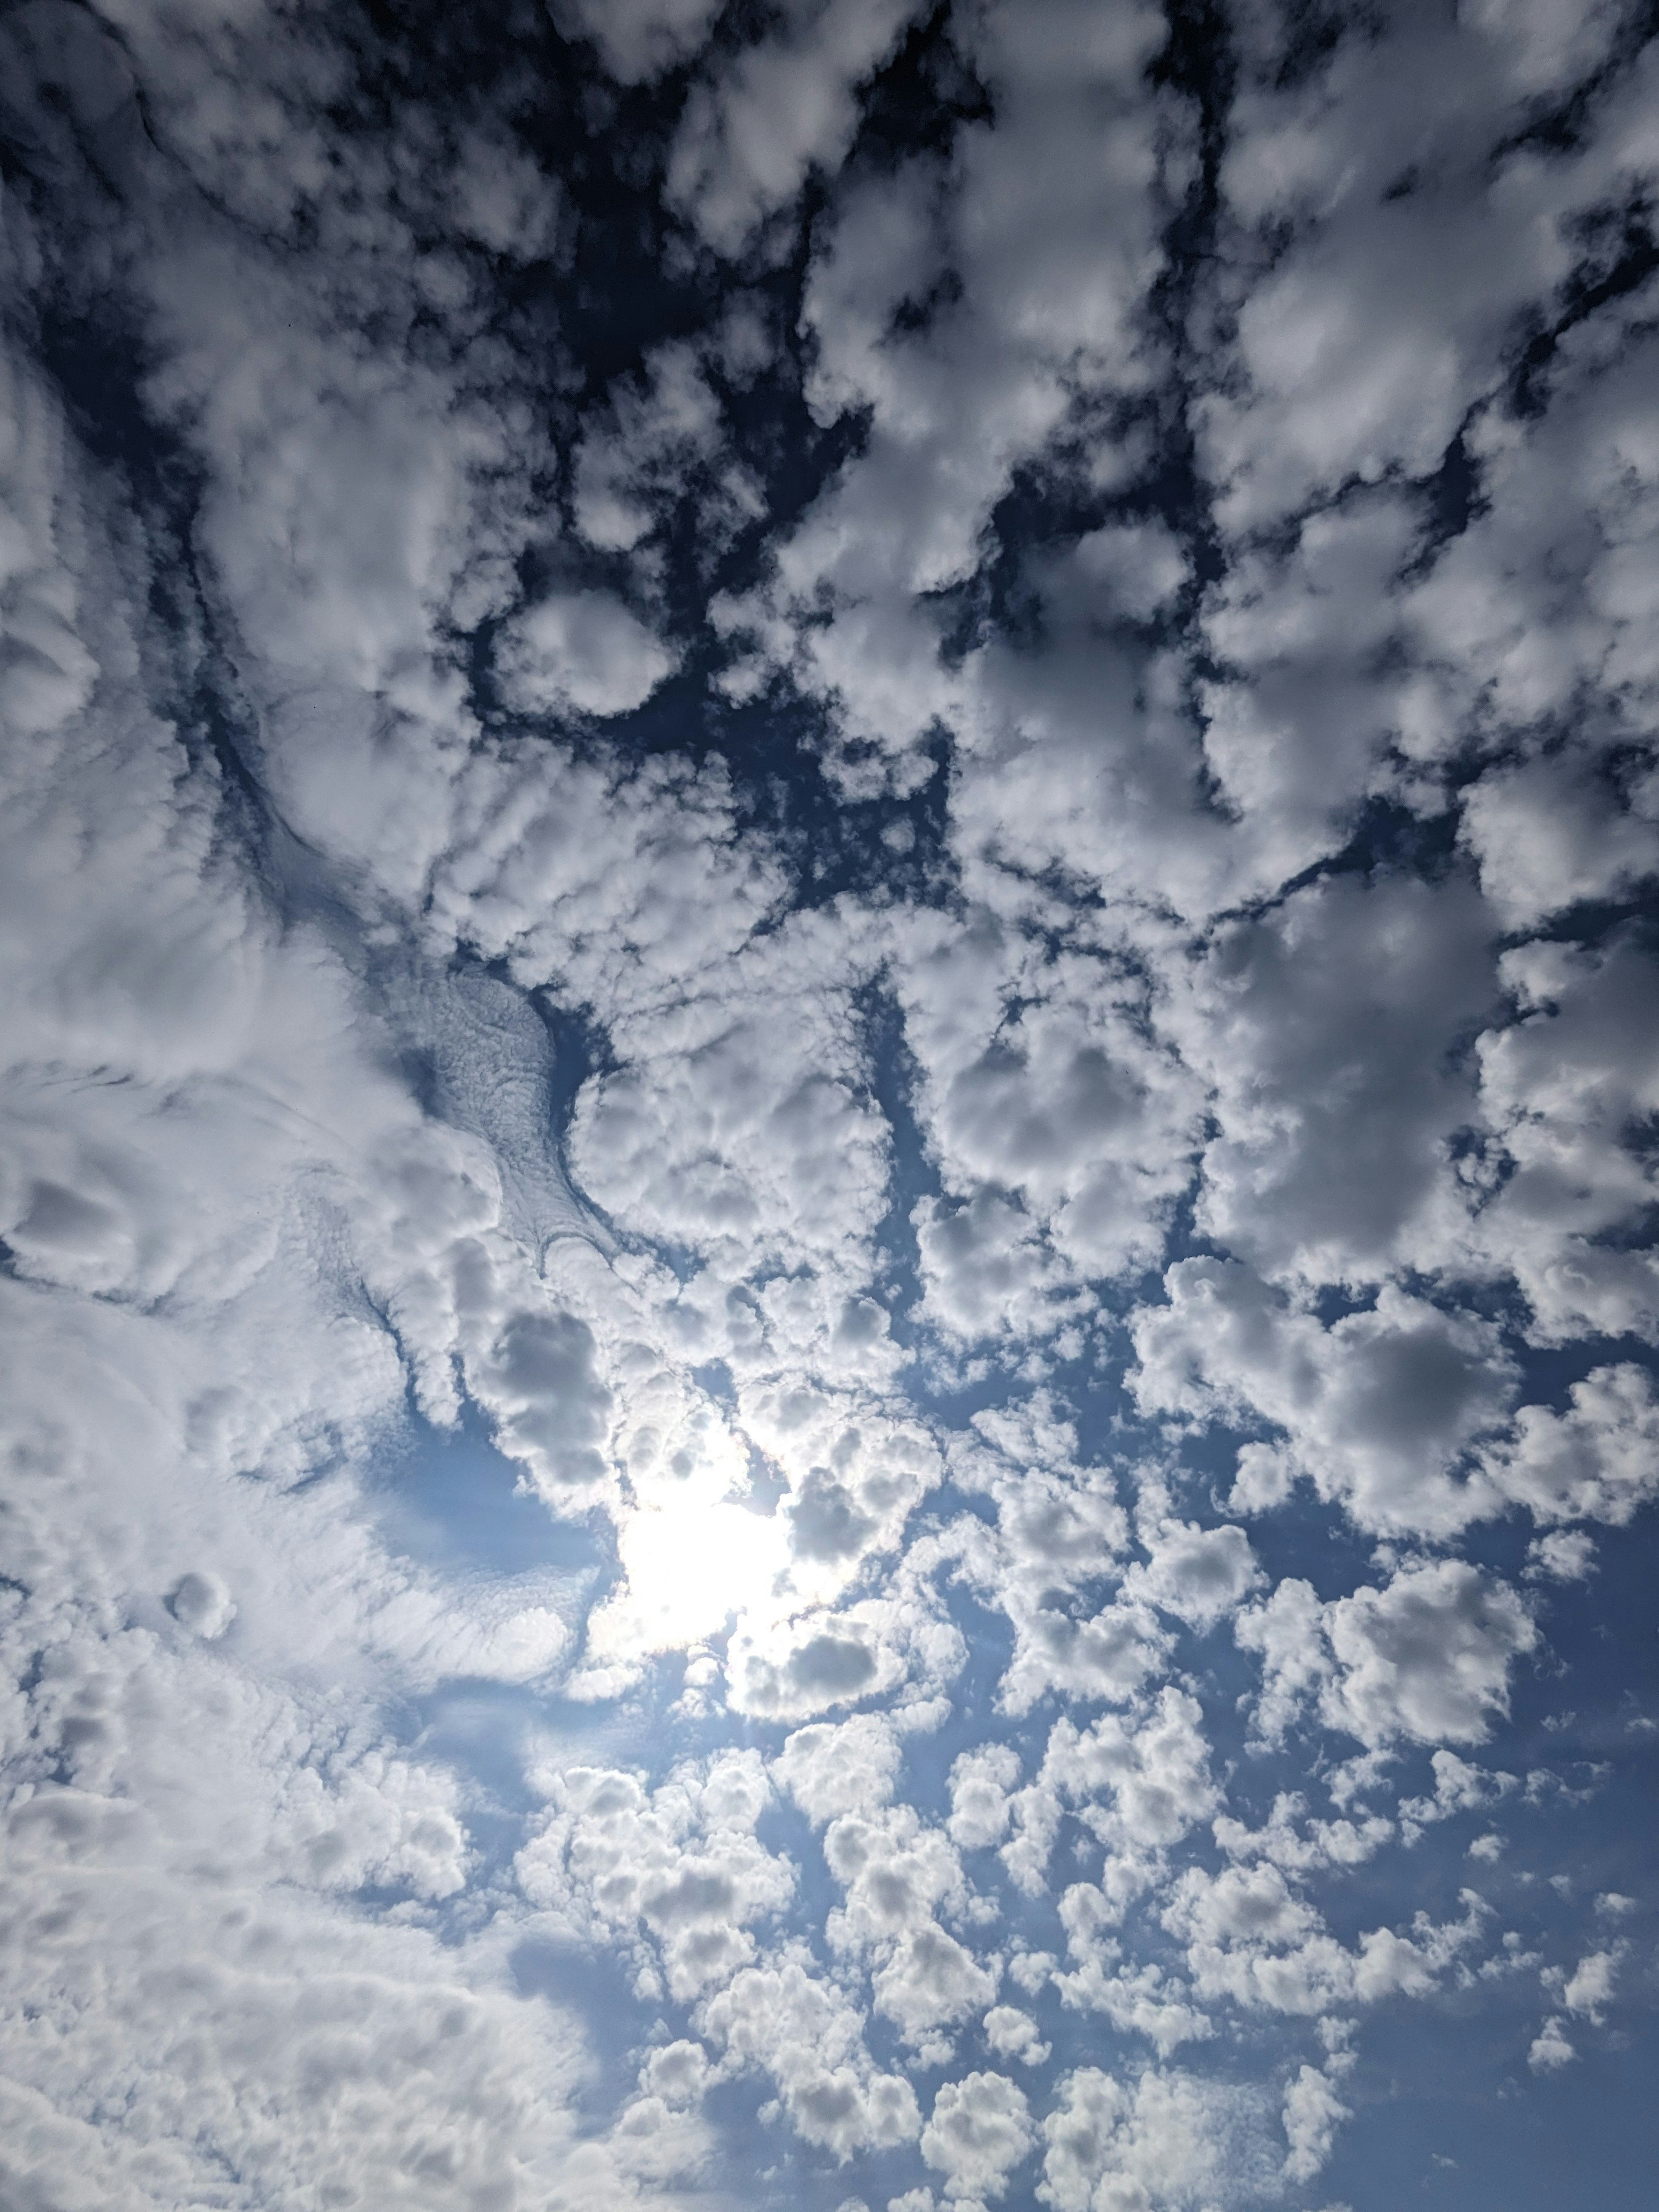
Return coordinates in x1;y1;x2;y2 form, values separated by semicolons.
1;2;1657;2208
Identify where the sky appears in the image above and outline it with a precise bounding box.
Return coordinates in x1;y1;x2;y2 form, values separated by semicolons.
1;1;1657;2208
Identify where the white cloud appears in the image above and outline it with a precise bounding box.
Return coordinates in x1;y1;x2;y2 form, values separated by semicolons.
1125;1514;1261;1633
777;1713;904;1826
1485;1365;1659;1526
6;1;1659;2199
477;1307;617;1498
1322;1561;1537;1748
428;745;782;1015
569;986;890;1284
921;2072;1033;2203
667;0;919;255
1525;1529;1597;1582
1236;1562;1538;1754
1396;1750;1516;1844
555;0;723;84
1233;1579;1331;1751
0;1825;649;2212
948;1743;1023;1852
1560;1945;1623;2021
495;591;677;718
1133;1264;1517;1537
1160;874;1495;1291
813;1793;998;2059
1471;934;1659;1346
898;918;1205;1297
1461;752;1659;931
940;1406;1165;1723
1073;521;1189;623
1282;2061;1350;2186
449;125;565;260
983;2005;1049;2067
728;1594;959;1723
1163;1863;1489;2021
1529;2016;1576;2072
1045;1689;1220;1864
1197;0;1639;537
1214;1794;1393;1878
516;1751;796;1999
166;1568;236;1640
700;1951;922;2158
570;340;754;559
1053;1883;1214;2058
1039;2065;1278;2212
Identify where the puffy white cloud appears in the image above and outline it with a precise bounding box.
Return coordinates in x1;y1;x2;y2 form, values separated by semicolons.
1471;934;1659;1345
1133;1263;1517;1537
1196;493;1431;859
1214;1794;1393;1878
982;2005;1049;2067
1282;2061;1351;2187
808;1792;999;2059
1160;873;1495;1291
428;745;782;1016
1073;520;1189;624
449;124;566;260
667;0;919;255
1053;1881;1214;2058
715;0;1175;791
921;2071;1033;2204
165;1567;236;1640
6;0;1658;2199
556;0;723;84
1123;1514;1261;1634
516;1751;795;1999
939;1404;1164;1720
1197;0;1642;538
0;1817;657;2212
477;1308;617;1498
1396;1750;1516;1845
1560;1945;1623;2021
995;1592;1170;1724
898;917;1206;1300
569;340;762;564
1236;1562;1536;1752
1484;1365;1659;1526
568;953;890;1287
873;1922;1001;2060
727;1586;964;1723
1526;1529;1597;1583
912;1185;1087;1344
1046;1689;1220;1866
1322;1561;1537;1749
1460;752;1659;931
1164;1862;1490;2023
776;1713;904;1826
1401;290;1659;757
1039;2065;1277;2212
495;591;677;718
948;1743;1023;1853
1530;2013;1578;2072
1233;1578;1332;1751
699;1950;922;2158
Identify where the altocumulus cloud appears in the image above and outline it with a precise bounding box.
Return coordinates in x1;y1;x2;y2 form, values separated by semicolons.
1;2;1657;2209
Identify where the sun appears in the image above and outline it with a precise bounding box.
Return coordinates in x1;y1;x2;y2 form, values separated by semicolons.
614;1483;793;1651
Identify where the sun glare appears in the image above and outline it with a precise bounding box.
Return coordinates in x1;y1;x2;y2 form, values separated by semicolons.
609;1482;792;1653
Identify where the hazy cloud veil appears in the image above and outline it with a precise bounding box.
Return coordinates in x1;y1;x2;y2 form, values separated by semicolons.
1;1;1656;2207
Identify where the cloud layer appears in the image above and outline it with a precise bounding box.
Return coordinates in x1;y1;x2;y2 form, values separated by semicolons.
2;3;1656;2209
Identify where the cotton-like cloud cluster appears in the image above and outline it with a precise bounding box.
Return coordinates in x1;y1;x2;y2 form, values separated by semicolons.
3;0;1656;2207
